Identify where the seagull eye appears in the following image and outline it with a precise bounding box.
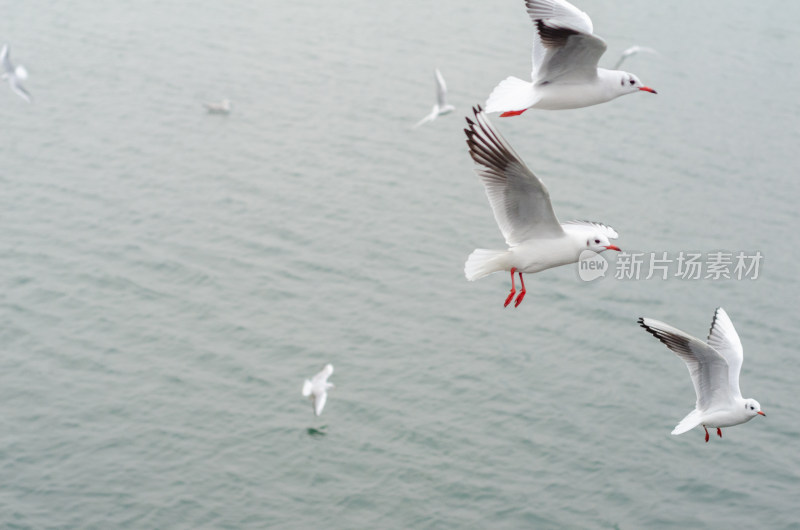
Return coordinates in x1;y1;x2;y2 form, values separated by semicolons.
594;239;600;244
629;79;635;85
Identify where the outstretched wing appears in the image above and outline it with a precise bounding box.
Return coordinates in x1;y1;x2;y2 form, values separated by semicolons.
312;363;334;385
706;308;744;400
464;106;563;245
525;0;606;84
612;45;658;70
413;106;437;128
1;44;12;74
435;69;448;107
638;317;734;412
313;392;328;416
9;77;31;103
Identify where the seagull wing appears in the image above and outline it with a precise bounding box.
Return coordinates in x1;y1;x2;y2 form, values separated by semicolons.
526;0;594;35
312;363;333;385
638;317;734;412
465;106;563;245
525;0;606;84
613;45;658;69
313;391;327;416
414;106;438;128
1;44;11;75
435;69;448;107
706;308;744;400
9;77;31;103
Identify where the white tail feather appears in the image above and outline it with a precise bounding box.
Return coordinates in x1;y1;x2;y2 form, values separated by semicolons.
464;249;509;281
671;409;702;435
485;76;538;114
302;380;312;397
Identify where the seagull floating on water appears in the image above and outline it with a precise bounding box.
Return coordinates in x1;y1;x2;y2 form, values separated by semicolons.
638;308;765;442
302;364;335;416
1;44;31;103
414;69;455;128
464;106;620;307
612;45;658;70
204;99;231;114
485;0;656;117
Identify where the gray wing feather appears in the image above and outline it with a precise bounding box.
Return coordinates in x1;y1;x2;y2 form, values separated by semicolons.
706;308;744;399
639;317;734;411
534;22;606;84
465;106;563;245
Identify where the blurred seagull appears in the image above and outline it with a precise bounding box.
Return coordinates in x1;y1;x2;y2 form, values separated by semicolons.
464;106;620;307
638;308;765;442
204;98;231;114
414;69;455;128
302;364;335;416
485;0;656;117
1;44;31;103
612;45;658;70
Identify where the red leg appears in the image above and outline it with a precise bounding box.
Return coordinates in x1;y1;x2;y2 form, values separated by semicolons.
514;272;527;307
704;426;709;443
500;109;527;117
717;428;722;438
504;268;517;307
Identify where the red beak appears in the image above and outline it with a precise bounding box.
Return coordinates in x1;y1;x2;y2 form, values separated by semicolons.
757;411;766;416
605;245;621;252
639;86;657;94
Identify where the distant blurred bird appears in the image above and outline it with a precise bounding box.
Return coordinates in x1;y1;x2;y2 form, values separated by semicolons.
204;99;231;114
302;364;335;416
612;45;658;70
1;44;31;103
414;69;455;128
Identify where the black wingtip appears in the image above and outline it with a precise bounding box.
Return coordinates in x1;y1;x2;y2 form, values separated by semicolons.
536;19;580;48
707;307;724;340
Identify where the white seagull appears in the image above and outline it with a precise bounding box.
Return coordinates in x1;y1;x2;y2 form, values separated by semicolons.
485;0;656;117
612;45;658;70
414;69;455;128
464;106;620;307
204;99;231;114
1;44;32;103
302;364;335;416
638;308;765;442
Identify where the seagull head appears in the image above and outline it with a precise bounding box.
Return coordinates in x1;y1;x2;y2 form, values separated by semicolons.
585;234;620;253
618;72;656;95
744;398;765;418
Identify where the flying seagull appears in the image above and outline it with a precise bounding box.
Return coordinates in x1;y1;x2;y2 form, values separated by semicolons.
414;69;455;128
638;308;765;442
204;99;231;114
1;44;31;103
612;45;658;70
485;0;656;116
464;106;620;307
302;364;335;416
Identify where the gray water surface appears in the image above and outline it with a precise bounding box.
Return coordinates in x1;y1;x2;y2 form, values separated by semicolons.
1;1;799;528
